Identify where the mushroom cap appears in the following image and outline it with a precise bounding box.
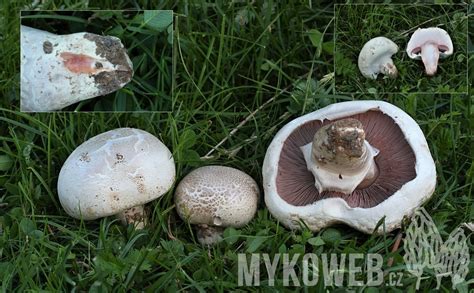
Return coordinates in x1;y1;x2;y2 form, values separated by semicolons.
406;27;453;59
20;25;133;112
358;37;398;79
263;101;436;234
175;166;259;228
57;128;175;220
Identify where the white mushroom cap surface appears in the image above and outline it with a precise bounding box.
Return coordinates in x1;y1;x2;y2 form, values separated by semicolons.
263;101;436;234
406;27;453;75
58;128;175;220
358;37;399;79
175;166;259;228
21;25;133;112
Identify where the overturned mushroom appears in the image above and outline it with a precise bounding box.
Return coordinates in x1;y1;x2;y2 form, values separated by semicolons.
406;27;453;76
263;101;436;234
358;37;398;79
21;25;134;112
57;128;175;228
175;166;259;245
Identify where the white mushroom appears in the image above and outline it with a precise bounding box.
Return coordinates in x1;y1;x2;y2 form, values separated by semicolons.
57;128;175;228
175;166;259;245
406;27;453;76
263;101;436;234
21;25;133;112
358;37;399;79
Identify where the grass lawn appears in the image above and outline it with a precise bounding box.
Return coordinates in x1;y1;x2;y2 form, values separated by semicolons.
335;4;468;94
1;0;473;291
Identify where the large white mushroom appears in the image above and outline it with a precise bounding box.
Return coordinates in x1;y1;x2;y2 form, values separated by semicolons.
21;25;133;112
175;166;259;245
406;27;453;76
358;37;399;79
57;128;175;228
263;101;436;234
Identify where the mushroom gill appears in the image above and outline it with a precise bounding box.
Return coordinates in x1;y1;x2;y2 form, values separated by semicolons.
276;110;416;208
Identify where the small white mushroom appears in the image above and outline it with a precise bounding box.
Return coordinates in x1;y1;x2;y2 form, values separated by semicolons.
174;166;259;245
21;25;133;112
406;27;453;76
57;128;175;228
358;37;399;79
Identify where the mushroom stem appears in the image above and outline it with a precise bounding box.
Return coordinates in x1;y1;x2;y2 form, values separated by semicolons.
196;224;225;246
380;57;398;78
116;205;147;229
420;43;440;76
301;118;379;194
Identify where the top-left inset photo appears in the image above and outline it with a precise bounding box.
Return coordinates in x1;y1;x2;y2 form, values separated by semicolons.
20;10;173;112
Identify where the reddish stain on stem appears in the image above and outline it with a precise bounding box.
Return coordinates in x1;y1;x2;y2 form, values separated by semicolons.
60;52;97;74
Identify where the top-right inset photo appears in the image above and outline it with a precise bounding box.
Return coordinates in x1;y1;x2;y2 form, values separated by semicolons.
335;4;468;94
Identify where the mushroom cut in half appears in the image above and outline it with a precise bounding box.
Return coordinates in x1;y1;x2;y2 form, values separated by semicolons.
58;128;175;228
21;25;133;112
406;27;453;76
263;101;436;234
358;37;399;79
175;166;259;245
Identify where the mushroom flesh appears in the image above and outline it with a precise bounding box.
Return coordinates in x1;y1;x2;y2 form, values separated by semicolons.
21;25;133;112
406;27;453;76
358;37;398;79
175;166;259;245
57;128;175;228
263;101;436;234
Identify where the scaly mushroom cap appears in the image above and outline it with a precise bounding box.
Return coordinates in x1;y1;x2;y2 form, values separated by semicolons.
406;27;453;75
358;37;399;79
58;128;175;220
263;101;436;234
21;25;133;112
175;166;259;228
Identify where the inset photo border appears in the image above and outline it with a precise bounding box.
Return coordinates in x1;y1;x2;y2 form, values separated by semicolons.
334;4;468;95
20;10;173;112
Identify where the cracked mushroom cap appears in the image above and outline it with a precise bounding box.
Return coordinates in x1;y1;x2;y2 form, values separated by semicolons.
20;25;133;112
175;166;259;228
406;27;453;59
57;128;175;220
358;37;398;79
262;101;436;234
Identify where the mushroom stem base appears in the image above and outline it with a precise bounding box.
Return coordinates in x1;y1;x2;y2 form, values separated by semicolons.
116;205;147;229
380;59;398;78
196;225;225;246
301;118;379;194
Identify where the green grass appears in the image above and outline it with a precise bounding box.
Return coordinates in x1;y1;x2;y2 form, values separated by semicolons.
335;4;468;94
1;0;474;291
